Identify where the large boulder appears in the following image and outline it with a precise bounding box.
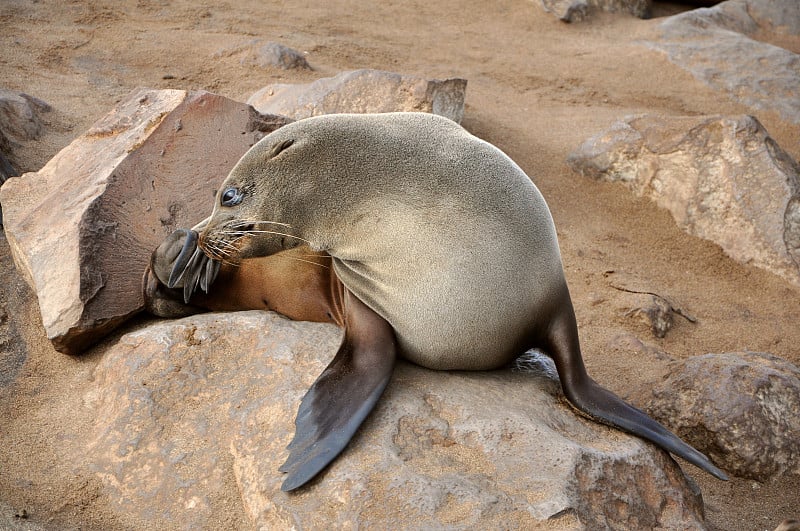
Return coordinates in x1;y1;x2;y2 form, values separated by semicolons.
247;69;467;124
645;0;800;125
0;88;291;354
630;352;800;481
80;311;706;529
567;114;800;286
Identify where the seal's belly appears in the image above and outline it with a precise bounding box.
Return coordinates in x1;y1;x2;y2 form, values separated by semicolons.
332;238;563;371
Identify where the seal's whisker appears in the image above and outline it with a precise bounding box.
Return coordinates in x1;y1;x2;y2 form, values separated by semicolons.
217;228;313;246
199;240;239;266
229;219;293;229
238;230;312;244
277;255;330;269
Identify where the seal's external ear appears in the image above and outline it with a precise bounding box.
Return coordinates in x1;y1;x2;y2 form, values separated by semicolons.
270;138;295;159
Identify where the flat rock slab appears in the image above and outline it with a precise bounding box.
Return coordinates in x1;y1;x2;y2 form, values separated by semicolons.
247;69;467;124
568;114;800;286
645;0;800;125
0;88;290;354
81;311;705;529
631;352;800;481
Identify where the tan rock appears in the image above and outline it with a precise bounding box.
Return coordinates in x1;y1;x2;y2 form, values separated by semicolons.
84;311;705;529
631;352;800;481
247;69;467;124
646;0;800;124
567;114;800;286
0;88;291;354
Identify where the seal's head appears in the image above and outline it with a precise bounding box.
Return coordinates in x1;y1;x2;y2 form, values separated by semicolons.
198;137;304;264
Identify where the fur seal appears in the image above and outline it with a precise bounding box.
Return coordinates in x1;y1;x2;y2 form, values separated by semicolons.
144;112;728;491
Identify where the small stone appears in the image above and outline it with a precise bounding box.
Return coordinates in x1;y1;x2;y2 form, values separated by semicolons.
0;89;51;143
250;42;311;70
214;40;311;70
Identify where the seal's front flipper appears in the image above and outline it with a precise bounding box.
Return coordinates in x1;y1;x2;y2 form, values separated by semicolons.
144;228;222;317
542;286;729;481
279;289;397;492
153;228;220;303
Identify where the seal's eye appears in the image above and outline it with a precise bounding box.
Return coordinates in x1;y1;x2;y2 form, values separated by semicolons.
221;187;243;207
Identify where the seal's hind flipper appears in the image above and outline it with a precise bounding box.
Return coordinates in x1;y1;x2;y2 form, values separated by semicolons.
279;289;396;492
541;285;728;481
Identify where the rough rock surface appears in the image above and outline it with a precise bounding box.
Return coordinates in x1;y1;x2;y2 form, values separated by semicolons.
247;69;467;124
0;148;16;183
0;88;291;354
631;352;800;482
0;89;50;144
646;0;800;124
0;89;51;183
538;0;651;23
214;40;311;70
567;114;800;286
81;311;705;529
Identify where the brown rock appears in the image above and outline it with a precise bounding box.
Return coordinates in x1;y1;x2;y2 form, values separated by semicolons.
81;311;705;529
0;88;291;354
247;69;467;124
631;352;800;481
567;114;800;286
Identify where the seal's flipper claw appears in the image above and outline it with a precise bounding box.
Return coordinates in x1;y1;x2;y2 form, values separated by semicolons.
200;256;221;294
182;247;207;304
167;230;200;289
167;231;198;289
279;289;396;492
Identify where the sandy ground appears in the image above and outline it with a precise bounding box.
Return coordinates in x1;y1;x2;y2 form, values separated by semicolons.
0;0;799;529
